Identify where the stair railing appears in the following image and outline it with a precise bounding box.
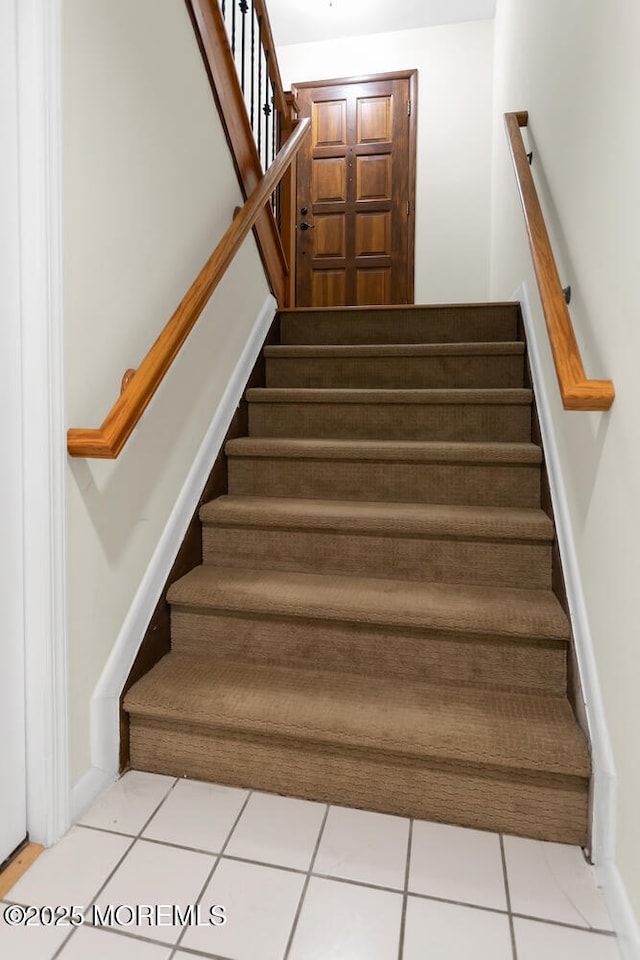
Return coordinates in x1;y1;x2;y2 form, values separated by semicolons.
504;111;614;411
218;0;287;175
186;0;298;306
66;116;310;459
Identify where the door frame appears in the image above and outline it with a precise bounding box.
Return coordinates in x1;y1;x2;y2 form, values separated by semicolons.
1;0;70;849
0;0;27;864
292;69;418;306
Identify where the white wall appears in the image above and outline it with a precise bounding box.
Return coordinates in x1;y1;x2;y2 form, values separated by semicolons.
491;0;640;948
277;20;494;303
64;0;269;783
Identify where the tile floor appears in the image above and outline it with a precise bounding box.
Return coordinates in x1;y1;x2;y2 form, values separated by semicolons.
0;771;620;959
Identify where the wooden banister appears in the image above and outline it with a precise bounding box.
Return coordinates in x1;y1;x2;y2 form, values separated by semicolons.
67;117;310;459
504;112;614;411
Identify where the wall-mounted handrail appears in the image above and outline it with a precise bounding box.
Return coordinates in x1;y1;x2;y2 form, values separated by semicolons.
67;117;310;459
504;111;614;411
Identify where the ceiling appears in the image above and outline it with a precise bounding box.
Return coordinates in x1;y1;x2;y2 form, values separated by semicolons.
266;0;496;47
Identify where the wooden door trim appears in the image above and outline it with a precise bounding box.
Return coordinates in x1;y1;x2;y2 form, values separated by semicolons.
293;69;418;89
292;70;417;306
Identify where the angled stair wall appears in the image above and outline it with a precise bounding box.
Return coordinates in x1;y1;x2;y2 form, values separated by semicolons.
124;303;590;845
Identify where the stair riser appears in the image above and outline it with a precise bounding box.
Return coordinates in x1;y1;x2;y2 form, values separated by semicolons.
249;402;532;442
129;720;587;845
280;308;519;345
265;355;525;389
170;610;567;694
228;458;541;508
202;527;552;590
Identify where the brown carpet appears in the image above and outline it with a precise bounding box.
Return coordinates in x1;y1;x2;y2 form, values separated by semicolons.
125;302;590;844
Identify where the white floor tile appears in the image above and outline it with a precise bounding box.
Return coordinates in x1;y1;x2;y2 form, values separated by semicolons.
181;857;305;960
93;838;215;944
6;826;132;909
403;896;513;960
313;805;409;889
224;791;325;870
0;904;72;960
58;924;173;958
504;835;613;929
409;819;507;910
514;917;621;959
288;876;403;960
4;775;621;960
142;778;248;852
79;771;176;836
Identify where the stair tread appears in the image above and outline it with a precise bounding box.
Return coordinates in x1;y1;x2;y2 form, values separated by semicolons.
200;496;554;542
226;437;543;463
264;342;526;358
277;302;519;316
167;565;569;640
246;387;532;405
125;653;589;778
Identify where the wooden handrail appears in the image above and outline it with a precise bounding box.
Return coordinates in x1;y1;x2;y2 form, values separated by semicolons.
504;111;614;411
67;117;310;459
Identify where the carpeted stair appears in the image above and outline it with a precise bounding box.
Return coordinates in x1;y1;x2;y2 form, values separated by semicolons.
125;303;590;844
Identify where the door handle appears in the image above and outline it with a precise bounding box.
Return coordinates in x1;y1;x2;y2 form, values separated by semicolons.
298;221;315;231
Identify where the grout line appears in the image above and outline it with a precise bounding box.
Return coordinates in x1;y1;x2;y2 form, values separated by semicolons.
310;869;405;896
217;852;307;877
511;913;618;937
75;823;140;840
168;789;255;960
397;819;413;960
49;924;77;959
51;775;181;957
114;833;239;859
282;803;331;960
172;945;238;959
48;836;139;959
500;833;519;960
64;922;177;952
137;777;181;836
86;774;181;905
405;889;509;916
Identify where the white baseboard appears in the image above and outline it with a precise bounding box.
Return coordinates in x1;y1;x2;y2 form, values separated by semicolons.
73;292;277;809
514;283;640;957
70;766;116;824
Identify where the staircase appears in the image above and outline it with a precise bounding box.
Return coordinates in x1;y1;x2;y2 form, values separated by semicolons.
124;303;590;845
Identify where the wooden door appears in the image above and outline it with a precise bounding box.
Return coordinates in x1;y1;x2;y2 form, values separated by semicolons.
294;71;416;307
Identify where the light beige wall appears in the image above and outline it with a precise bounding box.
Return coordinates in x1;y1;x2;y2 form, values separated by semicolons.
491;0;640;927
277;21;494;303
64;0;269;781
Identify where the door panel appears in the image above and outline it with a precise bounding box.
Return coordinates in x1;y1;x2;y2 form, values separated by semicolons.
295;72;416;307
357;155;392;200
355;212;390;256
313;158;346;202
314;99;347;146
315;215;345;257
357;267;391;305
357;96;391;142
312;270;347;307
